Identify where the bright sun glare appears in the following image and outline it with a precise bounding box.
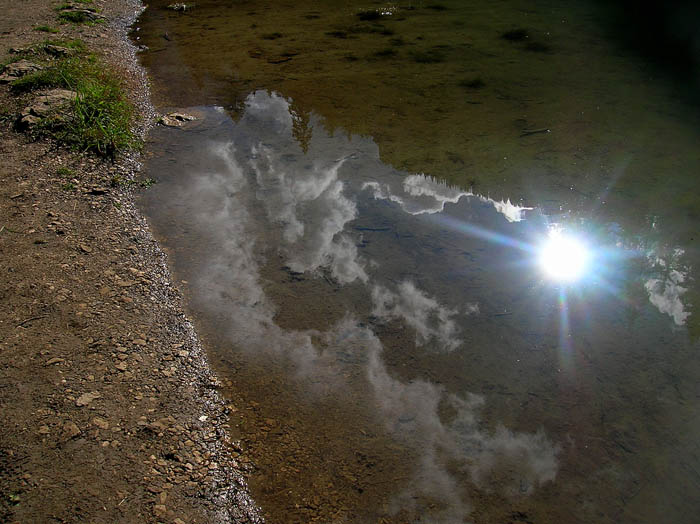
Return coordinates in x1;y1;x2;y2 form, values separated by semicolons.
538;229;590;282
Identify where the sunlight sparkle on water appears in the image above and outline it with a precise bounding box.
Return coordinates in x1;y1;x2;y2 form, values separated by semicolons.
538;229;590;283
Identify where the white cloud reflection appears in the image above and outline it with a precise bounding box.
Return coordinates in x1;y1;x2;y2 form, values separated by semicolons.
372;281;477;352
363;174;533;222
251;146;367;284
645;248;690;326
158;93;558;520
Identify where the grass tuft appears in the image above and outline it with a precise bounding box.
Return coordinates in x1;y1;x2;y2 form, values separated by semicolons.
10;50;136;156
35;25;59;33
44;38;86;51
58;11;91;24
68;72;134;155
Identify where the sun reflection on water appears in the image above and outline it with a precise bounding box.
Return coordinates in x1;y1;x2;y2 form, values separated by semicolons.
538;228;591;283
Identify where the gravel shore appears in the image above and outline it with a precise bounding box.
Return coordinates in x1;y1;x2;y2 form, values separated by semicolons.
0;1;262;522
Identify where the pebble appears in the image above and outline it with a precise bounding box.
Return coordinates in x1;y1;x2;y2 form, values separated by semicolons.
92;417;110;430
63;421;81;439
75;391;101;407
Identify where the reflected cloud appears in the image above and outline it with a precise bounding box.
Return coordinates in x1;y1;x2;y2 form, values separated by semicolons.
365;329;558;516
363;174;533;222
251;146;367;284
372;281;475;352
149;94;559;521
645;249;689;326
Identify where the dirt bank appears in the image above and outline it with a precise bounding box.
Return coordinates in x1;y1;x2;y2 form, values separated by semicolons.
0;1;261;522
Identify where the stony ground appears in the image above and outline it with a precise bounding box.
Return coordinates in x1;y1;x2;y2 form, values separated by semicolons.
0;1;262;522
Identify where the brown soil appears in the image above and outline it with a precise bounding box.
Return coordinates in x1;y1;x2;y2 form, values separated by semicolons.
0;1;261;522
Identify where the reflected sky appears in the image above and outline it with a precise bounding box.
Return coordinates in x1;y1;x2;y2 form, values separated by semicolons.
141;92;700;523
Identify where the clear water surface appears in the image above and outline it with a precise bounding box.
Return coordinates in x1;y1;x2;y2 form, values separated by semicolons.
134;1;700;522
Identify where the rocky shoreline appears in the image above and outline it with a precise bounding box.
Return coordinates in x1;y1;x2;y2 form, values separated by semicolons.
0;1;261;522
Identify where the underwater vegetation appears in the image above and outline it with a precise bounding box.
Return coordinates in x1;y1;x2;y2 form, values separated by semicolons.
409;48;446;63
459;77;485;89
525;41;551;53
356;9;384;21
501;28;529;41
370;48;398;60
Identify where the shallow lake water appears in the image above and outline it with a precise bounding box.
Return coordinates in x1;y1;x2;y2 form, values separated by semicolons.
134;1;700;522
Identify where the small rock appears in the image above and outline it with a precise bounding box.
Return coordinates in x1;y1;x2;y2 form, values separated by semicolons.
0;59;43;83
115;361;128;371
38;425;50;435
17;89;77;131
167;3;195;12
62;421;81;439
158;112;196;127
45;357;65;366
58;5;106;22
9;47;35;55
75;391;101;407
92;417;110;430
79;244;92;254
44;45;73;57
153;504;167;516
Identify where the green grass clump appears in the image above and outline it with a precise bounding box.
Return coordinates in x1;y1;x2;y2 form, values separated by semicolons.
10;51;136;156
64;69;135;155
56;2;102;25
58;11;91;24
44;38;86;51
10;63;68;92
35;25;59;33
57;166;75;176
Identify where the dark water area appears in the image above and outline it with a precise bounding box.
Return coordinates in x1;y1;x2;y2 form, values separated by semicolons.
133;1;700;523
